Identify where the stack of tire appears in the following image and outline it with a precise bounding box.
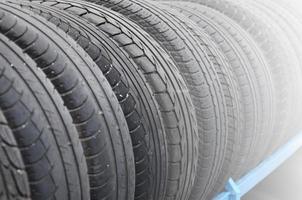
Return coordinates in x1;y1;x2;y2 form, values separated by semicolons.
0;0;301;200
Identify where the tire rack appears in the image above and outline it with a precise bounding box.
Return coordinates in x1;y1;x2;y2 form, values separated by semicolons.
214;132;302;200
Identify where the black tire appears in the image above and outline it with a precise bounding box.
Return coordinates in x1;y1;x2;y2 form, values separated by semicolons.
246;0;302;145
194;0;296;168
164;2;275;181
31;1;199;200
13;2;166;200
86;0;240;199
0;111;31;200
0;2;135;200
152;5;243;199
0;32;90;199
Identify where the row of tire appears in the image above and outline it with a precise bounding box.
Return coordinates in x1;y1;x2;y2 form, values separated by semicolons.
0;0;301;200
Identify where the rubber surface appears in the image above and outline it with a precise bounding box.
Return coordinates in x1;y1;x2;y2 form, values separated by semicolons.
33;1;199;200
245;0;302;147
216;0;300;164
163;1;275;182
87;0;241;199
0;2;135;200
0;30;90;199
12;2;166;198
157;5;245;200
89;0;226;199
193;0;297;164
0;111;31;200
13;1;168;199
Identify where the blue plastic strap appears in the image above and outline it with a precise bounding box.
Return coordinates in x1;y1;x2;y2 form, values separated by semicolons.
214;179;240;200
213;132;302;200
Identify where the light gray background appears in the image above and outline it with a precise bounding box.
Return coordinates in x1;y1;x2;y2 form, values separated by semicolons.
243;149;302;200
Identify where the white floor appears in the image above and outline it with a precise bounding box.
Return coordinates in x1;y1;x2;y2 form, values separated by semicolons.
243;149;302;200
